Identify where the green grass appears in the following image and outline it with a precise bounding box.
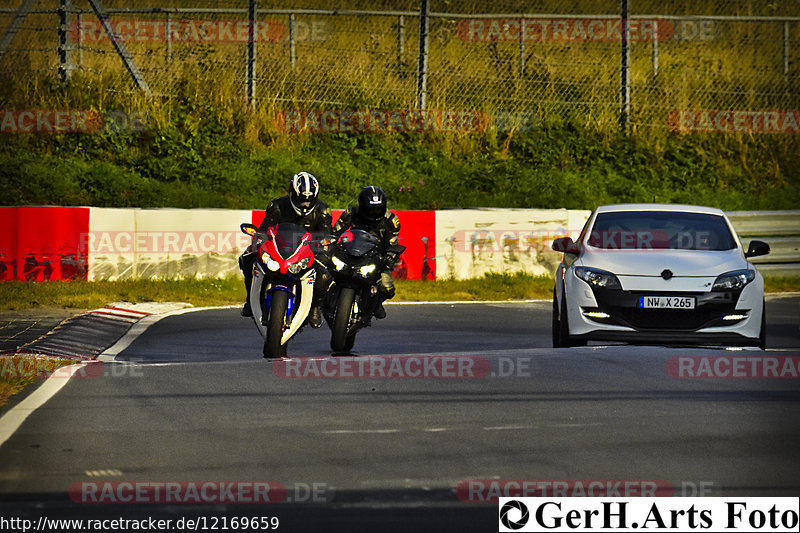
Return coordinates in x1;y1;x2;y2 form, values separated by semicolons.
0;355;76;407
1;274;798;311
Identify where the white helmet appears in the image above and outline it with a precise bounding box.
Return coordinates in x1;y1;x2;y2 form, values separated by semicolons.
289;172;320;216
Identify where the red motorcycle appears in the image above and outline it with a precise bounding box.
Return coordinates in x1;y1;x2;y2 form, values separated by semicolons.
241;222;322;358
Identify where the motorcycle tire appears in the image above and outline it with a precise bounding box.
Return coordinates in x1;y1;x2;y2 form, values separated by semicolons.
264;289;289;358
331;287;357;353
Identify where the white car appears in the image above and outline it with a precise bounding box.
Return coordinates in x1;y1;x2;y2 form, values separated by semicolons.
551;204;769;349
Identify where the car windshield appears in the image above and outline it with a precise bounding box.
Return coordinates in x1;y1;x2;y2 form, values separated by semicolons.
587;211;737;250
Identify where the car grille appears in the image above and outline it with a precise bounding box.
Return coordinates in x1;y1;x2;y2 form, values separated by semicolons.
613;308;728;331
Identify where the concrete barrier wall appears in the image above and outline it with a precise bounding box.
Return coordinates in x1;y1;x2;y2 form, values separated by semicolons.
1;207;797;281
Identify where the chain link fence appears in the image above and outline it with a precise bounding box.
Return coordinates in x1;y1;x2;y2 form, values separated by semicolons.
0;0;798;133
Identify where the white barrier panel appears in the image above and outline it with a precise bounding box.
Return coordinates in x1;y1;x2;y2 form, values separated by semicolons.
88;208;253;280
435;208;591;280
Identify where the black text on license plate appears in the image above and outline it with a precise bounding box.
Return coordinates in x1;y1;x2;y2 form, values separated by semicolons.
638;296;695;309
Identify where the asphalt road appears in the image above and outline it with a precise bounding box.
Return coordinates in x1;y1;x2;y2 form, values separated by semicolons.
0;296;798;531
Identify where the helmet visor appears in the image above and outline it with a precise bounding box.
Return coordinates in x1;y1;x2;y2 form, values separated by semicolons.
362;203;386;220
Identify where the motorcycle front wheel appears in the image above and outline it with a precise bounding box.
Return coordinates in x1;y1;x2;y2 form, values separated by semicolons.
264;289;289;358
331;287;357;353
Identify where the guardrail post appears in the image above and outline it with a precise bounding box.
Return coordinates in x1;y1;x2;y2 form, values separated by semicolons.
619;0;631;132
58;0;74;82
247;0;257;108
416;0;430;110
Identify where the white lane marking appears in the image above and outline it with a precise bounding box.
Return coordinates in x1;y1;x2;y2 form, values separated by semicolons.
85;469;123;477
0;363;87;447
482;425;534;431
98;305;238;362
322;429;401;435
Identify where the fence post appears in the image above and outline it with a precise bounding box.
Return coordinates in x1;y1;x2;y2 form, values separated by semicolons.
58;0;73;82
247;0;257;108
289;13;296;70
619;0;631;132
416;0;430;110
86;0;151;96
0;0;35;63
165;12;172;62
652;19;659;76
784;20;790;79
397;14;404;74
519;17;526;77
77;11;83;66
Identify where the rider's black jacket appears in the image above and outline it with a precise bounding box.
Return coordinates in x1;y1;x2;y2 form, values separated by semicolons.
259;196;333;235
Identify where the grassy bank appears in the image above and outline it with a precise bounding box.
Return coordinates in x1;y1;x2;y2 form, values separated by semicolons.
1;274;798;311
2;124;799;211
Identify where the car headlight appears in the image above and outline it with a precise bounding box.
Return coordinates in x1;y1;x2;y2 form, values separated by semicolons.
574;266;622;289
712;269;755;291
261;252;280;271
287;257;311;274
358;264;377;277
331;255;346;271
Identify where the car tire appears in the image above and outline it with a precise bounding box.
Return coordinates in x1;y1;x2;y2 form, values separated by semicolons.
555;288;585;348
552;289;562;348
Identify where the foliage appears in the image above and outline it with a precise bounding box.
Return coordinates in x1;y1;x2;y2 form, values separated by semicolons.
2;114;799;211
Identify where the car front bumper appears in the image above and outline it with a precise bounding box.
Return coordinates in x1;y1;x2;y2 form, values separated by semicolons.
564;269;764;345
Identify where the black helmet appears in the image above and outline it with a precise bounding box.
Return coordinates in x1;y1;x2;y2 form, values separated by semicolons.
289;172;319;216
358;186;387;221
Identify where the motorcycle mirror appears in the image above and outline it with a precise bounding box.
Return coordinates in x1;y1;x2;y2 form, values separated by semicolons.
240;223;258;236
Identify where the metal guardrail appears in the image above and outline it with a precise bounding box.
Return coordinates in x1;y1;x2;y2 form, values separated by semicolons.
727;210;800;276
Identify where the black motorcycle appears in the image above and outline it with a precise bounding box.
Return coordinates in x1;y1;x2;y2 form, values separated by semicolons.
324;228;405;353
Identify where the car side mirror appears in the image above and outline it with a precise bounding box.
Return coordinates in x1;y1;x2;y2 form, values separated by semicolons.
744;240;770;258
552;237;579;255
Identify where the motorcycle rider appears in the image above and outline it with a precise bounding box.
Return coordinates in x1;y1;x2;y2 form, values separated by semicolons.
239;171;332;328
333;186;401;319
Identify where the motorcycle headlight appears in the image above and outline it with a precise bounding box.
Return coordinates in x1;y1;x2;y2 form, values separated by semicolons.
261;252;280;272
712;269;755;291
358;264;377;277
574;266;622;289
331;255;346;271
287;257;311;274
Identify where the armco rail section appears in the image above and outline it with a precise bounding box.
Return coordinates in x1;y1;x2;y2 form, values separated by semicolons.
727;211;800;277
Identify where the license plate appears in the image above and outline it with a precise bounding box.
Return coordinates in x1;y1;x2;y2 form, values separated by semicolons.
638;296;695;309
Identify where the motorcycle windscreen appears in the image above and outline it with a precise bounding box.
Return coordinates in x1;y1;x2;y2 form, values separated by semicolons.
273;222;308;259
343;229;380;257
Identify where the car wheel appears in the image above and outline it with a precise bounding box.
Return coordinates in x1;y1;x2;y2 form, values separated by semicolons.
552;288;561;348
556;288;586;348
